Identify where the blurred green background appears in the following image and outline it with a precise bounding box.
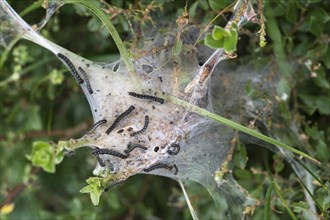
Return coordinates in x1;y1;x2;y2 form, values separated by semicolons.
0;0;329;219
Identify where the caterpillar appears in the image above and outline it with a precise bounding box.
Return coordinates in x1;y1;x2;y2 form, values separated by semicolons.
92;147;128;159
173;164;178;175
130;115;149;137
128;92;164;104
78;67;93;94
87;119;107;133
95;154;106;167
167;143;180;155
124;143;147;154
105;105;135;135
64;149;75;157
57;53;84;84
143;162;173;172
104;180;124;192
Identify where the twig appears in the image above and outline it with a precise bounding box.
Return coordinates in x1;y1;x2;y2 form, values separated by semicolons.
0;121;89;141
0;167;42;209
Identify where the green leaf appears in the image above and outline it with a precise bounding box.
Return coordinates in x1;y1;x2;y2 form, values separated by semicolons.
87;16;103;32
24;106;43;131
316;138;330;162
245;80;259;98
316;183;330;212
316;96;330;115
208;0;231;11
305;126;329;164
90;190;102;206
285;1;298;24
305;125;324;140
292;201;308;213
212;26;229;40
54;149;65;164
323;47;330;69
73;4;92;16
189;2;199;17
313;70;330;89
86;176;102;185
265;2;286;17
300;104;317;116
29;141;55;173
223;28;238;52
307;8;330;36
204;34;224;49
79;185;93;193
299;93;330;115
173;39;183;58
278;101;292;119
265;184;273;219
298;93;317;115
273;154;285;174
233;143;248;170
266;16;292;81
205;26;238;52
198;0;209;10
80;177;103;206
27;141;66;173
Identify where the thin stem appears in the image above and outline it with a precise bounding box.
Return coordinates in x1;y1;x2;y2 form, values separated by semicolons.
179;179;199;220
0;167;42;209
65;0;140;88
272;182;298;220
265;183;273;219
193;1;236;46
166;94;319;164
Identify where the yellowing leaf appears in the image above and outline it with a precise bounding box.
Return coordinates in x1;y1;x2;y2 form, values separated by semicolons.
0;203;15;215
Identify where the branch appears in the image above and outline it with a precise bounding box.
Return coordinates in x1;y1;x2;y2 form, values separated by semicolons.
0;167;42;209
0;121;89;141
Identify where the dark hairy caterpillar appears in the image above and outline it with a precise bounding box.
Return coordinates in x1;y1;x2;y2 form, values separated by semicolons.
78;67;93;94
167;143;180;155
124;143;148;154
92;147;128;159
143;162;173;172
104;180;124;192
173;164;178;175
130;115;149;137
87;119;107;133
105;105;135;135
57;53;84;84
128;92;164;104
64;149;75;157
95;154;106;167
